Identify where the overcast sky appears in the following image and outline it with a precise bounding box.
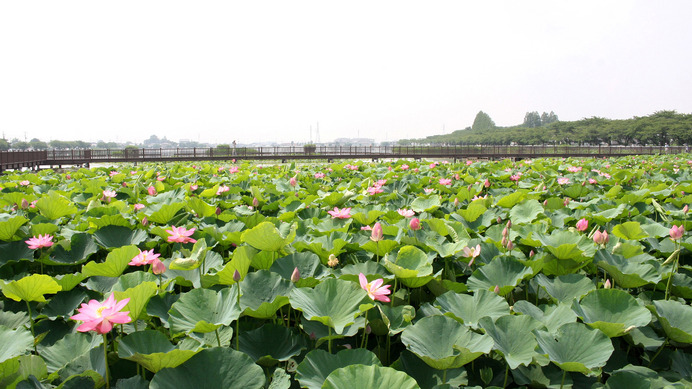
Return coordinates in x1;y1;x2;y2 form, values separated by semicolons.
1;1;691;145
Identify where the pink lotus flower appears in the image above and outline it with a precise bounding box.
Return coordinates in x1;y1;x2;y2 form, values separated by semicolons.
252;197;259;207
510;174;521;182
26;234;54;250
20;180;30;186
423;188;435;194
409;217;421;231
216;185;230;195
376;179;387;186
109;171;119;177
314;172;325;179
557;177;570;185
70;294;131;334
134;203;145;211
327;207;351;219
588;178;598;184
229;166;239;174
462;244;481;266
484;179;491;188
367;186;383;195
670;225;685;240
439;178;452;186
147;186;157;196
400;164;409;170
567;166;582;173
397;209;415;218
151;258;166;274
576;218;588;232
157;176;165;181
102;189;117;202
129;249;161;267
593;230;609;245
289;176;297;187
359;273;391;302
361;226;372;231
166;226;197;243
370;222;383;242
466;160;473;166
190;184;198;191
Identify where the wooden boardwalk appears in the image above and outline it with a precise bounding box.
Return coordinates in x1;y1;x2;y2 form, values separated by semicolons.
0;145;687;172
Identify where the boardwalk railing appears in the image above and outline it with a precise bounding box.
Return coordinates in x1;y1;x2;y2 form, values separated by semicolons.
1;145;688;172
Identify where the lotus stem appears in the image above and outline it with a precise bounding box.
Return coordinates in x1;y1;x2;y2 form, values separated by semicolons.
647;338;668;368
236;283;241;350
103;333;110;389
503;363;509;388
328;327;332;354
26;301;37;354
215;328;221;347
442;369;447;384
665;241;681;300
390;279;397;307
560;370;566;389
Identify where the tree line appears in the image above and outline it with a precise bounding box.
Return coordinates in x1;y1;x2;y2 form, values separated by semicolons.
399;110;692;146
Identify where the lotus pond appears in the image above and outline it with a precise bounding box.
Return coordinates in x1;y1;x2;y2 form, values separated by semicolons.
0;156;691;388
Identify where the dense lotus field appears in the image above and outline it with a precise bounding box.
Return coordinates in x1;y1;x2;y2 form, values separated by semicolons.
0;155;691;388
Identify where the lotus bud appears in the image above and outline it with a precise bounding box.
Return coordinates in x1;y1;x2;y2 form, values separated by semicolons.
216;207;222;215
152;258;166;275
502;227;509;237
141;217;148;226
484;179;490;188
122;182;127;187
370;222;384;242
684;205;689;214
66;174;71;180
252;197;259;207
454;197;460;207
21;198;29;209
289;176;297;187
543;200;548;206
603;279;611;289
409;217;421;231
233;269;241;282
494;285;500;294
670;225;685;240
291;267;300;283
506;240;514;251
148;186;157;196
501;236;508;248
576;218;588;232
593;230;609;245
497;216;502;224
506;220;512;229
327;254;339;267
529;250;535;257
365;325;371;334
563;198;570;206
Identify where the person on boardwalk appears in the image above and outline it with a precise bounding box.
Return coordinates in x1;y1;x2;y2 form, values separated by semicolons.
232;140;237;156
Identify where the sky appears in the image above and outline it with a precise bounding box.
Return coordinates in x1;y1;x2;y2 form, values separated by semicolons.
1;1;691;145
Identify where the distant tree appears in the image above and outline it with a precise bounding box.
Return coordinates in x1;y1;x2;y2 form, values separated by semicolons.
0;139;9;150
472;111;495;131
541;111;558;125
523;111;542;128
12;141;29;150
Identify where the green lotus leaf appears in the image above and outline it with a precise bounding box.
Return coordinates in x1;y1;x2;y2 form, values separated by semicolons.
350;209;386;225
168;287;241;334
535;230;595;260
88;214;130;230
534;322;614;375
361;239;398;257
434;289;510;329
311;218;351;234
594;250;661;288
292;234;349;264
270;251;328;288
42;289;88;320
377;304;416;335
0;355;48;389
458;202;487;223
411;196;441;213
296;349;382;389
383;246;433;280
45;233;98;266
0;215;28;241
146;203;185;225
186;198;217;218
1;274;61;302
495;190;525;208
39;332;102;373
427;240;468;258
509;199;544;225
323;365;420;389
391;350;468;389
93;226;148;249
82;245;140;278
572;289;652;337
241;221;295;252
201;245;254;287
466;256;533;296
479;315;542;369
400;315;493;370
591;204;626;224
508;363;572;389
605;364;681;389
112;281;159;321
150;347;265;389
117;330;199;373
35;192;79;220
535;273;595;303
238;324;307;366
612;221;649;241
0;310;29;330
653;300;692;343
52;272;87;292
0;325;34;363
300;316;365;346
169;239;208;271
239;270;292;319
289;278;368;335
512;301;577;334
0;241;33;266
